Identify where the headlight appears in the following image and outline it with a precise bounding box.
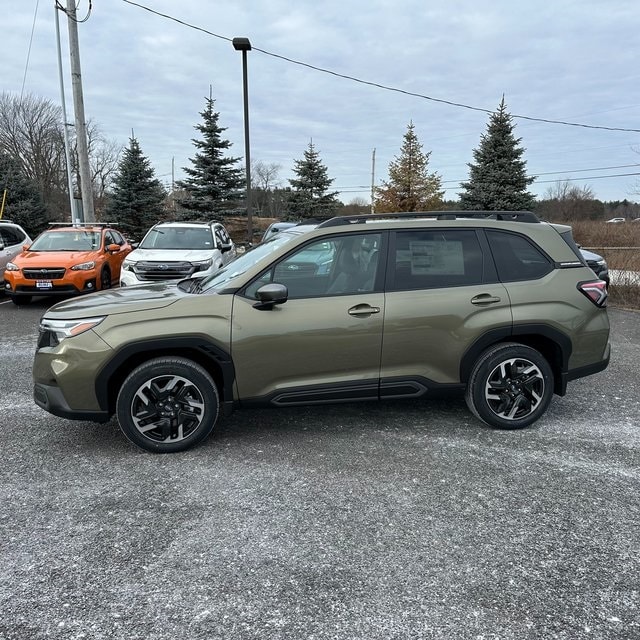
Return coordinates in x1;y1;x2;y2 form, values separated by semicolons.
122;259;136;271
192;258;213;272
597;259;606;267
70;261;96;271
5;262;19;271
39;316;105;347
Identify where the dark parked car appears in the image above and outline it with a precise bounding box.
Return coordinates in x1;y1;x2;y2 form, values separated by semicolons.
580;248;609;287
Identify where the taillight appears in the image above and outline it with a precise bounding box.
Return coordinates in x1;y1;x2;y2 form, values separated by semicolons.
578;280;608;307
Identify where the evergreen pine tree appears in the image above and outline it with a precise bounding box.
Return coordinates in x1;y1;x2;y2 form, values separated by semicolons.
459;97;536;211
287;141;341;219
106;137;166;240
374;122;444;212
0;152;48;235
176;93;244;220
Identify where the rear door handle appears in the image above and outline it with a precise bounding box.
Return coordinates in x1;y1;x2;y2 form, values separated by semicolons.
471;294;502;305
348;304;381;316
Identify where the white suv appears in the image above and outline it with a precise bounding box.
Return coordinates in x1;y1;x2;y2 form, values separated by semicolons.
120;220;236;286
0;220;32;291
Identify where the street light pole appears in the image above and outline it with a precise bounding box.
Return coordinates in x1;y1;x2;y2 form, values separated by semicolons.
232;37;253;245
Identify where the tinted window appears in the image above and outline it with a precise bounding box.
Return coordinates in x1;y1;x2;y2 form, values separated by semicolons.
109;230;125;245
215;227;230;246
0;226;25;246
245;233;381;299
389;229;483;291
486;230;552;282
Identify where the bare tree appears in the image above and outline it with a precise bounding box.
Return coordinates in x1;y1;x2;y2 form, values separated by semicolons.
1;92;122;221
0;92;65;207
538;179;602;221
251;160;282;216
69;121;122;216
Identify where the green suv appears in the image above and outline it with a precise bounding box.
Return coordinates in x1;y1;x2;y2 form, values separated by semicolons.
33;212;610;453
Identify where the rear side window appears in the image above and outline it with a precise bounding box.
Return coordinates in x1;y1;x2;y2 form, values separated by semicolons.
388;229;484;291
486;230;552;282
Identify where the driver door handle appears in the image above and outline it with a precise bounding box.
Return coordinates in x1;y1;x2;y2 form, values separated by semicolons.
348;304;381;316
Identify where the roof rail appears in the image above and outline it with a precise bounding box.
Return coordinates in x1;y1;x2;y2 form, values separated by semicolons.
317;210;540;228
0;218;15;224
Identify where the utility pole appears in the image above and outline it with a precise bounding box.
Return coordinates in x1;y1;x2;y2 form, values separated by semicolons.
54;2;76;223
370;148;376;214
66;0;94;222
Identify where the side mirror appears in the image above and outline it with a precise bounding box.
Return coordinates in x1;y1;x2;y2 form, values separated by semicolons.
221;242;234;253
253;283;288;310
106;243;120;253
22;243;31;251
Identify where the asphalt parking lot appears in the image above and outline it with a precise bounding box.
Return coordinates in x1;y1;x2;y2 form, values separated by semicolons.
0;296;638;640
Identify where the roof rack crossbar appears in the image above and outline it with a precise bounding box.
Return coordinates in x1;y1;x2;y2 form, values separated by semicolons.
47;221;118;228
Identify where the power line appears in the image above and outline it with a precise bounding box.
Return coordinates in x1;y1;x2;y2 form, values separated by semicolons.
437;163;640;185
122;0;640;134
335;164;640;189
21;0;41;98
335;170;640;195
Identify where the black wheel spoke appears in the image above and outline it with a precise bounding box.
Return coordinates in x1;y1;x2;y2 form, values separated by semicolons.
129;374;207;443
484;356;545;421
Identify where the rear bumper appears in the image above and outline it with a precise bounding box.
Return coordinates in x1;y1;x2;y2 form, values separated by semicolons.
559;341;611;395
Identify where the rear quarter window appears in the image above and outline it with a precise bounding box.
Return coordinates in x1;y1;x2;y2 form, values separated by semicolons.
486;230;553;282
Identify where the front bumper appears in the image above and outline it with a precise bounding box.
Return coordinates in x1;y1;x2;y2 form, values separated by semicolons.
5;276;98;296
34;382;111;422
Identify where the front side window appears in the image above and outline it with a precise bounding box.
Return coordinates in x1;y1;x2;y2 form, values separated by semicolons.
245;233;382;299
215;226;230;247
108;230;125;246
389;229;483;291
486;230;552;282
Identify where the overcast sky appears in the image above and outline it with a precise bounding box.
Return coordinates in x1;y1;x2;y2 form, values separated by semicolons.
5;0;640;204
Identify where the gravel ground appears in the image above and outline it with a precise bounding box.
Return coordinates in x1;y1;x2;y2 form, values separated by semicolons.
0;298;638;639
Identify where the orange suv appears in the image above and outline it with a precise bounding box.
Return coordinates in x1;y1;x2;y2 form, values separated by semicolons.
4;223;133;306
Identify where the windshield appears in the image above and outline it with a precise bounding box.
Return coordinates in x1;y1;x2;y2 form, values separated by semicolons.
198;231;301;292
139;227;214;250
29;230;101;251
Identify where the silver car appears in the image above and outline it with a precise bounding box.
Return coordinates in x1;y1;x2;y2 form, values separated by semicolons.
0;220;31;291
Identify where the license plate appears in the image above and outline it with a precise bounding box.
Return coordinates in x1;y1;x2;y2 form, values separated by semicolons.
36;280;53;289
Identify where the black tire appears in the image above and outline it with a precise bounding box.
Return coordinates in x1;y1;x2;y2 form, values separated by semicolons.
465;342;554;430
116;357;220;453
11;295;31;306
100;266;111;290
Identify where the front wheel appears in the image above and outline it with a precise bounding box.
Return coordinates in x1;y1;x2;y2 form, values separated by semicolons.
116;357;220;453
11;295;32;306
100;266;111;290
465;343;554;430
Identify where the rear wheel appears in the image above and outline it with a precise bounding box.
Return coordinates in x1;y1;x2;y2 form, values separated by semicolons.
116;357;220;453
11;295;31;306
465;343;553;430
